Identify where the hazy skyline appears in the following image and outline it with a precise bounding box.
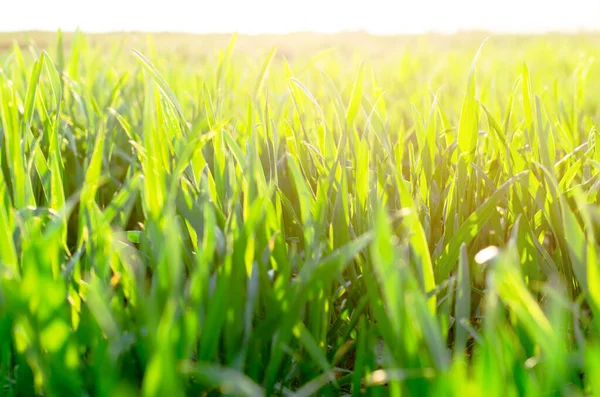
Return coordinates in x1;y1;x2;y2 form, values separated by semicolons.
2;0;600;34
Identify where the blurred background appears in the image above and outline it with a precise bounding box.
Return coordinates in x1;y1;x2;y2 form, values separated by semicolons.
2;0;600;34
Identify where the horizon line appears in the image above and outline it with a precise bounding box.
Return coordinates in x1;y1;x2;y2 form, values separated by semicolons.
3;28;600;37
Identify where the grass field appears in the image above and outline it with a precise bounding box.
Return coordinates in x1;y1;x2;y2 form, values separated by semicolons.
1;30;600;396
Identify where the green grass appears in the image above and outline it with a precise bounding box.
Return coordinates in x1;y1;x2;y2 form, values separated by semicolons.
1;30;600;396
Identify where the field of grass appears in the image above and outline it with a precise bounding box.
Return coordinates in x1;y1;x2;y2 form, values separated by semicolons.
1;30;600;396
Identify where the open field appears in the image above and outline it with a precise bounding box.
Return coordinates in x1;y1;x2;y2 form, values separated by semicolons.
1;31;600;395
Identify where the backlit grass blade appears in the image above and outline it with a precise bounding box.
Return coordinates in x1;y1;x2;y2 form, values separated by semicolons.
78;125;106;246
370;204;403;337
290;77;327;123
522;63;534;129
457;39;486;155
396;175;437;312
254;46;277;99
131;49;189;133
0;71;29;208
0;173;17;272
345;60;365;129
454;243;470;356
23;53;44;126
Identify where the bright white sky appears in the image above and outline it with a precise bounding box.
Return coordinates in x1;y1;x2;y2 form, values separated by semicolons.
2;0;600;34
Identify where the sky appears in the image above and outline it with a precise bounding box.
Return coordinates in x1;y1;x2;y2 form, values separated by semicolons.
1;0;600;34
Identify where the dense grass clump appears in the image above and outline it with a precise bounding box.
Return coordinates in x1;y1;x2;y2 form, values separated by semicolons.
1;31;600;396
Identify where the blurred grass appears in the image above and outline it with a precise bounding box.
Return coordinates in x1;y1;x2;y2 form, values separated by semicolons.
3;30;600;59
0;30;600;396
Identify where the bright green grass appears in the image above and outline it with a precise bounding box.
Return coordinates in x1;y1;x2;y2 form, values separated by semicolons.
1;30;600;396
